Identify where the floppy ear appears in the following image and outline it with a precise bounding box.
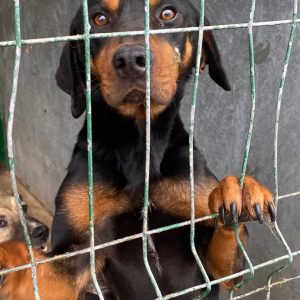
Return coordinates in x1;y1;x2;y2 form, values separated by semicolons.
200;18;231;91
56;21;86;118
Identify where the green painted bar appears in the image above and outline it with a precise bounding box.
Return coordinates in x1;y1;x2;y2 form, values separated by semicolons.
230;1;257;297
188;0;212;298
2;19;300;48
7;0;41;299
0;97;6;164
81;0;105;298
266;1;298;298
142;0;163;298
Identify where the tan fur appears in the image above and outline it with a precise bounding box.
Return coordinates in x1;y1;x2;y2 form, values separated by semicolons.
62;184;133;234
206;224;248;290
149;0;162;6
102;0;120;12
0;193;24;242
182;35;193;69
151;177;217;225
0;242;79;300
116;102;168;120
92;36;179;120
209;175;274;222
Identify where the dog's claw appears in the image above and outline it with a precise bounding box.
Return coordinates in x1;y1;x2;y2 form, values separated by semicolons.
230;202;237;221
254;204;264;224
219;205;225;224
267;203;276;222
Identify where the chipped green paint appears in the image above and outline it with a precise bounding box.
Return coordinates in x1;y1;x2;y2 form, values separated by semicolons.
230;1;257;298
142;0;164;298
188;0;212;298
7;1;40;299
266;0;298;298
81;0;105;298
0;97;6;164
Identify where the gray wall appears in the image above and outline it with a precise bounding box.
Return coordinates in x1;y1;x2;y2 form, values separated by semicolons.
0;1;300;299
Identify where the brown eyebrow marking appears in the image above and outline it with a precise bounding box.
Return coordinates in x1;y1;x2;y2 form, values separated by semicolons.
182;35;193;68
102;0;120;11
149;0;162;6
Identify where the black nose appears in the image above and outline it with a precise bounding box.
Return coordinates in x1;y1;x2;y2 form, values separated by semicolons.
113;45;153;79
31;224;49;241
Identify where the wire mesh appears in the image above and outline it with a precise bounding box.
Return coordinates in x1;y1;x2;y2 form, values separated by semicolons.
1;0;300;299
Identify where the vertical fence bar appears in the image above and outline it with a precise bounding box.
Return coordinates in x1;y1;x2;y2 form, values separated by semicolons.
7;1;40;299
229;0;257;297
142;0;163;298
189;0;212;298
81;0;104;299
265;1;298;298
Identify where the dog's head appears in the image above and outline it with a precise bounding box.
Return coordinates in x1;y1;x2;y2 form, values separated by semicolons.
0;194;49;249
56;0;230;120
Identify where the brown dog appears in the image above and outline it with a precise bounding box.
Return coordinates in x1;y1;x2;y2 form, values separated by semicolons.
0;192;49;248
0;241;78;300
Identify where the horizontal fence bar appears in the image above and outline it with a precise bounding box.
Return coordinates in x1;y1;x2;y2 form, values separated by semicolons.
0;193;295;276
157;248;300;300
278;190;300;200
233;274;300;299
1;18;300;47
0;192;297;278
0;214;217;276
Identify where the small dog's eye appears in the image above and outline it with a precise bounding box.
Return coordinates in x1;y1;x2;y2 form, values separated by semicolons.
0;219;7;228
93;13;109;26
160;7;177;21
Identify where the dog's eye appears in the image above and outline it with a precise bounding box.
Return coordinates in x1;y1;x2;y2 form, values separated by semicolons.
160;7;177;21
93;13;109;26
0;219;7;228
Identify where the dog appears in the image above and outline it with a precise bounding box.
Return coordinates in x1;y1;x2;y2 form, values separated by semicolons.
0;241;77;300
0;192;49;249
0;1;276;299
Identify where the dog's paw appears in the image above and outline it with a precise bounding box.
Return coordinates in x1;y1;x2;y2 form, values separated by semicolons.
209;176;275;225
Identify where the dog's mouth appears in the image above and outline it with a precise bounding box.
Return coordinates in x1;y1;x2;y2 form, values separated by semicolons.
123;89;146;104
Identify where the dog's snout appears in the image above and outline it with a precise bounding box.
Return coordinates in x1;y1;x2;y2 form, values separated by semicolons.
27;217;49;247
32;224;49;240
113;45;153;79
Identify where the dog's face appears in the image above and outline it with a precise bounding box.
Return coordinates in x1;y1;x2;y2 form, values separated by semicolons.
57;0;230;120
0;193;49;249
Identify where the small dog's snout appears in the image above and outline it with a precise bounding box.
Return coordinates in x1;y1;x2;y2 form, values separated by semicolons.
32;224;49;240
27;216;49;247
113;45;153;79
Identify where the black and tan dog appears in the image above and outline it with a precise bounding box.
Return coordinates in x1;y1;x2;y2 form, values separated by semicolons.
0;1;276;299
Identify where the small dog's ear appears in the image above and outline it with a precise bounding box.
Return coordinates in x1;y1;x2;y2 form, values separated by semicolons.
55;19;86;118
200;18;231;91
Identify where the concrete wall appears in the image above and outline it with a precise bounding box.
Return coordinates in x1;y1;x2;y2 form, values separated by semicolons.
0;1;300;299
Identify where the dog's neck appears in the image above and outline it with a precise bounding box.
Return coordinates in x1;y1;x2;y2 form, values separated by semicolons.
75;93;182;198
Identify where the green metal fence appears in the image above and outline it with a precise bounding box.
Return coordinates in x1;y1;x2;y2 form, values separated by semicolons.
1;0;300;299
0;96;6;165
